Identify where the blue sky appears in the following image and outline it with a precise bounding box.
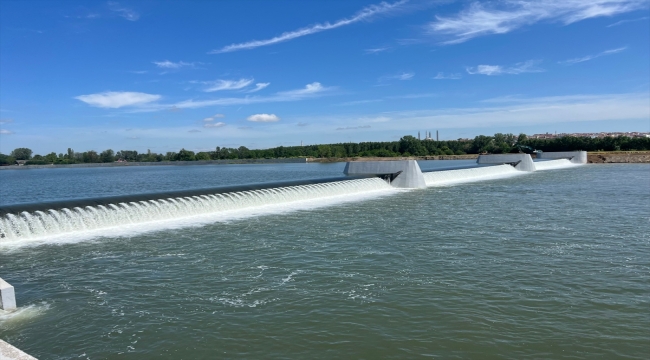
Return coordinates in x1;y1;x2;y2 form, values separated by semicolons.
1;0;649;154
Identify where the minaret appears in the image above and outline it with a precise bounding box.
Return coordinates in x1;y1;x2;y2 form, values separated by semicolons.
418;131;421;140
436;130;439;141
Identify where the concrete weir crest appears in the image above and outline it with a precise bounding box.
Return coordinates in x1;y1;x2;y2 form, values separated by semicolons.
344;160;427;188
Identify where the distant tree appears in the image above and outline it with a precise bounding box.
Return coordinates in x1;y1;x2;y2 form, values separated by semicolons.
100;149;115;163
0;153;16;165
11;147;32;160
177;148;196;161
195;152;210;160
83;150;100;163
399;136;427;156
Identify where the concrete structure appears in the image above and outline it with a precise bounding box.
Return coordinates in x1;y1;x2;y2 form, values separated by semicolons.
0;340;37;360
537;151;587;164
0;277;16;311
476;154;536;171
344;160;427;188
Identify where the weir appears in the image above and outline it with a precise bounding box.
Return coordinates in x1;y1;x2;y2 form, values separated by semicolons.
536;151;587;164
0;154;587;242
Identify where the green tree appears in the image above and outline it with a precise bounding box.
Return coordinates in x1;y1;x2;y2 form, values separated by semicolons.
177;148;196;161
195;152;211;160
100;149;115;163
0;153;16;165
11;147;32;160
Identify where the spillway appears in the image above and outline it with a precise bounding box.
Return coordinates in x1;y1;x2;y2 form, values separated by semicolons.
423;165;521;186
533;159;576;171
0;178;392;242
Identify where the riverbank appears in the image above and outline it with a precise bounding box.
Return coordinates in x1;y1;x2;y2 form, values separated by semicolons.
1;152;648;170
586;151;650;163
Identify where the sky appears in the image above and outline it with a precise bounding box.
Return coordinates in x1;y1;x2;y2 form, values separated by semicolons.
1;0;649;154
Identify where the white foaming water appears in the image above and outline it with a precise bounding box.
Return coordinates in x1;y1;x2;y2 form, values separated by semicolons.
0;178;395;247
0;303;49;328
534;159;580;171
423;164;523;187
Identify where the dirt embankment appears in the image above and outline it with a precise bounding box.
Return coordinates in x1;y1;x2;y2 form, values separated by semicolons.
588;152;650;163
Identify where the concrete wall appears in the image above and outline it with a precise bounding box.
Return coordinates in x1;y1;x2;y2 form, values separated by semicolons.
0;277;16;310
537;151;587;164
476;154;536;171
344;160;427;188
0;340;37;360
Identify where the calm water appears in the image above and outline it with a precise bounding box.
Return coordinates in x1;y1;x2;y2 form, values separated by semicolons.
1;162;649;359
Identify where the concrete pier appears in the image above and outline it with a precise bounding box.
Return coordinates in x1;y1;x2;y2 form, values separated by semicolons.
537;151;587;164
344;160;426;188
0;277;16;311
476;154;536;171
0;340;37;360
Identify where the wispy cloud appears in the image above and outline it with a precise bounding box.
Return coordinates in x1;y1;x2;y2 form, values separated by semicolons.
0;129;14;135
0;119;14;124
380;72;415;82
247;114;280;122
75;91;161;108
204;122;226;128
559;46;627;64
433;72;462;79
336;125;371;130
108;1;139;21
188;129;201;133
153;60;197;69
607;16;649;26
466;60;543;75
335;99;385;106
297;122;309;127
210;0;408;53
248;83;270;93
428;0;647;44
365;47;390;54
203;114;225;122
204;78;254;92
275;82;327;97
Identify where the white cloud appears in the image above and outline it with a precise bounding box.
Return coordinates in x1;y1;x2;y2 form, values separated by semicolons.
203;122;226;128
378;93;650;129
248;83;270;93
153;60;196;69
247;114;280;122
210;0;408;53
428;0;648;44
365;47;390;54
607;16;649;26
125;82;333;112
434;72;462;79
466;60;543;75
336;125;371;130
559;46;627;64
204;78;254;92
75;91;161;108
108;1;139;21
276;82;326;96
396;72;414;80
0;129;14;134
0;119;14;124
203;114;225;122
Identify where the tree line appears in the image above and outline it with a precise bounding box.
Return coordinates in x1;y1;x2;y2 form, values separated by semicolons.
1;133;649;166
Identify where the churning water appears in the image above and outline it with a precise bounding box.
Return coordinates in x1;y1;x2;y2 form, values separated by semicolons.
1;162;648;359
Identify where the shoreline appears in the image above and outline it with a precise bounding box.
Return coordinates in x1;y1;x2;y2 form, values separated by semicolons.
1;152;649;170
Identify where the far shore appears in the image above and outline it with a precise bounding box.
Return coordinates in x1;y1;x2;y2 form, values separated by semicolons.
1;151;649;170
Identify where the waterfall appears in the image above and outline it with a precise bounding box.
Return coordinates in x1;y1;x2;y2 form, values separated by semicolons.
0;178;392;242
423;165;522;187
533;159;576;171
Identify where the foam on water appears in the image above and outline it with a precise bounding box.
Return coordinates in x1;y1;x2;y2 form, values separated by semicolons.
0;178;395;248
534;159;581;171
423;164;524;187
0;303;49;329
